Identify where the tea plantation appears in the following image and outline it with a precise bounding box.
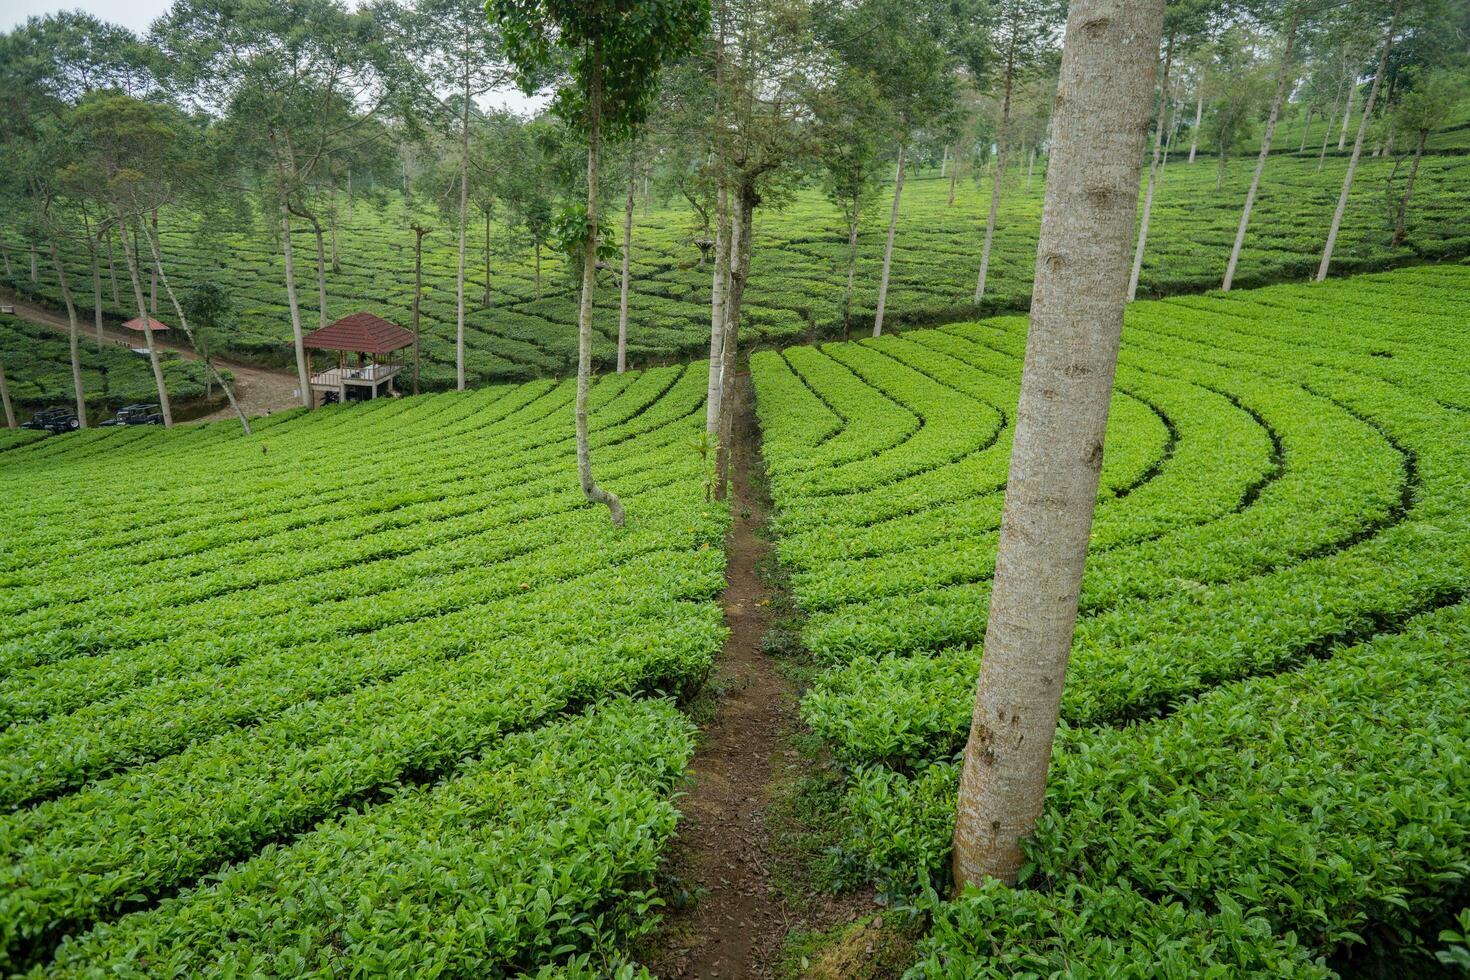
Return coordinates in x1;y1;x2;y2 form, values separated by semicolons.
5;150;1468;390
0;365;727;975
751;263;1470;975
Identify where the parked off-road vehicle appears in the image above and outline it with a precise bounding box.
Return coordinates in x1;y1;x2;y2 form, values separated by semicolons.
99;404;164;427
20;407;80;435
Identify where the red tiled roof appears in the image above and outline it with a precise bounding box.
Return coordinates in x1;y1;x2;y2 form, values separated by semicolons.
120;316;170;332
304;313;414;354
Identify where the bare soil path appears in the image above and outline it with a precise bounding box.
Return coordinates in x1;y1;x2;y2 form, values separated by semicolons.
646;374;876;979
3;289;301;421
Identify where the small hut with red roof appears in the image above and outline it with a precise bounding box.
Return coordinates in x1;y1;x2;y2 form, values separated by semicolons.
120;316;170;354
305;312;414;406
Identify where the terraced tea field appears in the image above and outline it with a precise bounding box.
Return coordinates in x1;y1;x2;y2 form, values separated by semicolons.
0;365;726;975
751;263;1470;974
6;151;1468;390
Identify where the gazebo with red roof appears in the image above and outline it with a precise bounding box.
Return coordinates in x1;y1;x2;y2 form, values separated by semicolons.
304;312;414;406
120;316;170;334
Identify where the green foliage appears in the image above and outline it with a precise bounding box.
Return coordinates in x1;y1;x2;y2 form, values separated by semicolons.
0;364;729;973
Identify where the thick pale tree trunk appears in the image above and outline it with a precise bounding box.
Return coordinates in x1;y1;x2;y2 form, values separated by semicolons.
0;358;14;428
280;205;313;408
143;223;251;434
1188;82;1204;163
873;142;906;337
1223;8;1299;292
456;84;470;392
30;247;39;283
412;226;428;396
706;186;730;437
1128;39;1172;302
1338;79;1355;151
975;48;1016;305
617;158;635;374
47;243;88;428
90;236;104;350
483;209;492;307
575;59;625;527
1319;3;1400;282
952;0;1164;889
715;191;751;499
118;219;174;427
1392;131;1427;247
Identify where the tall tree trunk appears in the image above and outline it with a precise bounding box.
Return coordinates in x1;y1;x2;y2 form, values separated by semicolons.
1298;106;1312;153
941;145;949;178
412;225;426;396
118;218;174;427
843;216;859;336
1026;147;1036;193
329;186;342;274
89;235;104;351
1217;148;1226;191
576;56;625;527
975;44;1017;305
483;209;492;307
0;358;14;429
617;154;636;374
1223;8;1299;292
1338;77;1355;151
1319;3;1400;282
47;243;88;428
716;190;751;499
1128;38;1172;302
873;142;906;337
289;206;330;332
952;0;1164;890
0;246;12;279
706;185;730;437
947;153;959;206
30;247;39;283
1188;81;1204;163
143;221;251;434
1391;130;1427;247
280;205;313;408
456;78;470;393
149;210;159;314
107;229;121;306
534;242;542;300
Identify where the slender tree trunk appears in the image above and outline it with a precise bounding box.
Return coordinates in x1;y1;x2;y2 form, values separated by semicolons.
1298;106;1312;153
1026;147;1036;193
149;210;159;314
329;185;342;274
1223;8;1299;292
1339;78;1355;151
47;243;88;428
30;247;39;283
1391;131;1426;247
843;216;859;336
310;215;328;330
0;358;14;429
716;190;751;499
280;205;313;408
534;242;542;300
456;79;470;392
947;153;959;206
1188;82;1204;163
1128;38;1172;302
1320;2;1401;282
1217;148;1226;191
412;226;426;396
706;185;730;437
143;221;251;434
0;246;12;279
107;230;120;306
976;47;1017;305
941;145;949;178
617;154;635;374
952;0;1165;890
118;218;174;427
575;57;625;527
483;209;492;307
90;236;104;351
873;141;906;337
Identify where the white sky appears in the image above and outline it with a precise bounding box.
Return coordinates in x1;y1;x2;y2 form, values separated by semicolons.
1;0;551;115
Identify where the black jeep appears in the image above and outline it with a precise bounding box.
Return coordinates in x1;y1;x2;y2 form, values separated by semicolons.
20;407;80;435
100;404;164;427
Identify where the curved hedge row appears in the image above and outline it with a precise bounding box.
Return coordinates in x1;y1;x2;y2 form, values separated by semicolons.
751;263;1470;974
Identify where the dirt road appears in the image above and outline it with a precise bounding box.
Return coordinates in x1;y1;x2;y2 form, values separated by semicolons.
3;289;302;422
